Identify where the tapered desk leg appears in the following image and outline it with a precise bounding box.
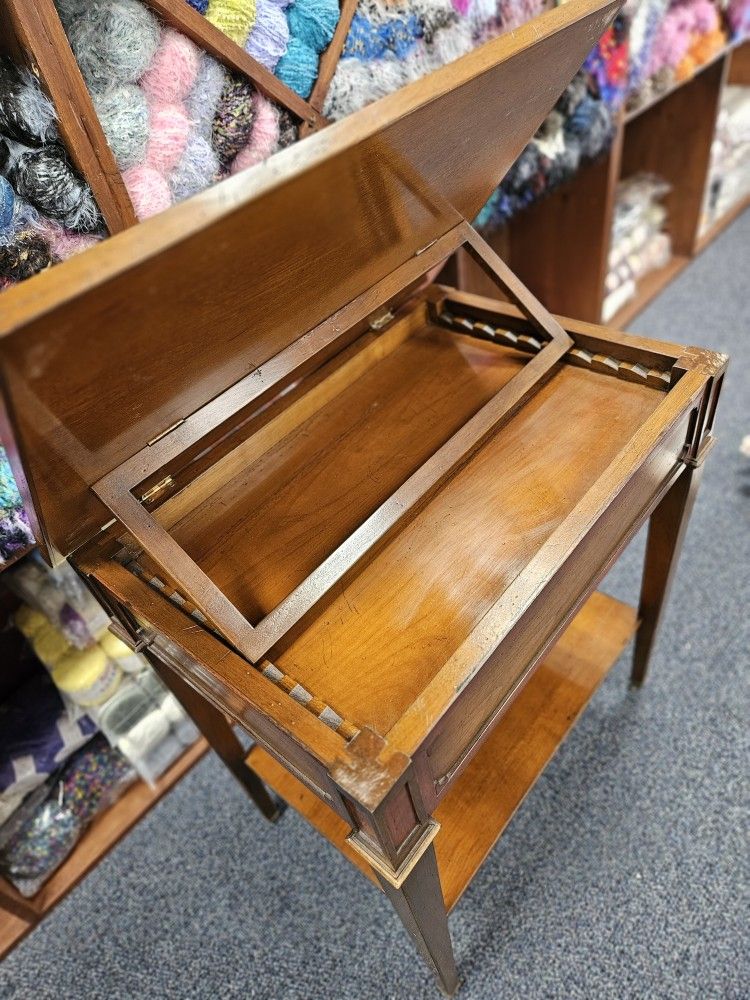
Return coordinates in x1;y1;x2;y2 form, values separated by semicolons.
145;650;284;821
375;843;459;997
631;463;704;687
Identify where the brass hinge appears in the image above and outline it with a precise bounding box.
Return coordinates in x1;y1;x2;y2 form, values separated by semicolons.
147;418;186;447
140;475;174;503
369;309;395;332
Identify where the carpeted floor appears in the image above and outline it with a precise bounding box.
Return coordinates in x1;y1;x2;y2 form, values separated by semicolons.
1;210;748;1000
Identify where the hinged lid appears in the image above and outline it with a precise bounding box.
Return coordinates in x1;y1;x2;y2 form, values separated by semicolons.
0;0;618;563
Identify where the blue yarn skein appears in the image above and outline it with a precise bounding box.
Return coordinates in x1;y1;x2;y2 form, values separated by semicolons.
287;0;339;52
186;0;209;12
0;176;15;233
276;37;319;98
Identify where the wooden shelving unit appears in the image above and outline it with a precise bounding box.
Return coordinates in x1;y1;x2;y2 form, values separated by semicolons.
0;738;208;959
459;38;750;327
249;593;638;911
0;0;359;232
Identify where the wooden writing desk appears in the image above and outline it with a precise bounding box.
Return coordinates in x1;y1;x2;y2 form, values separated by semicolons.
0;2;726;991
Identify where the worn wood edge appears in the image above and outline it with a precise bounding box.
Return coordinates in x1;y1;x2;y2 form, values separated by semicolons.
0;739;207;960
81;558;350;770
247;592;637;909
0;0;618;337
386;367;708;755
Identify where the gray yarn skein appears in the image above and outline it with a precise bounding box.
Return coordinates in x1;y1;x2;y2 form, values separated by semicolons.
0;58;59;147
9;147;103;233
93;84;150;170
65;0;161;92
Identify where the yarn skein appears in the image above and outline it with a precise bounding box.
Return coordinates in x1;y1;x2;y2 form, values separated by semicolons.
122;164;172;220
0;177;15;233
286;0;339;52
144;103;191;175
140;29;200;104
0;230;53;282
65;0;161;91
93;85;150;170
206;0;257;45
230;94;279;172
9;148;103;233
186;56;228;141
275;37;319;98
245;0;290;71
0;58;59;147
211;76;257;167
170;133;220;201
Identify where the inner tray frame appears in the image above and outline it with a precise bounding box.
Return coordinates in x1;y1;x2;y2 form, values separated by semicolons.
93;221;573;665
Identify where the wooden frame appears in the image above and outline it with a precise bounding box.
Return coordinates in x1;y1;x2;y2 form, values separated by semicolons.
91;222;574;664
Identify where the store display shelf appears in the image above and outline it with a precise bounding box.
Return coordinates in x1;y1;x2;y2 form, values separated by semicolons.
623;43;734;124
0;544;36;575
0;738;208;959
695;191;750;253
608;255;691;330
249;592;638;912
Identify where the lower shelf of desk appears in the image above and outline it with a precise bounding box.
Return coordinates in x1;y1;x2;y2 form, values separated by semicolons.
0;739;208;959
249;591;638;912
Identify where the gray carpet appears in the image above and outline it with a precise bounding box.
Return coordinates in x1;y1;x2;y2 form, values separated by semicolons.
1;211;748;1000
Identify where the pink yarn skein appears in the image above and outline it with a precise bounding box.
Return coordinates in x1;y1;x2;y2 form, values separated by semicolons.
123;164;172;219
230;94;280;173
140;29;201;103
144;102;191;174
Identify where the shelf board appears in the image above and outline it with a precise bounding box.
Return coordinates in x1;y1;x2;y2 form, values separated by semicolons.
0;738;208;959
608;255;690;330
249;591;638;912
624;43;732;124
0;542;35;574
695;192;750;254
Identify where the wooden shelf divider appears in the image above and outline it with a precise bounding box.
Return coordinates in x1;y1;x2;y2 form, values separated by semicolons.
249;592;638;912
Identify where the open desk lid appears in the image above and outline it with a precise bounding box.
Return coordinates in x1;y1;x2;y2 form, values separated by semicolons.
0;0;618;563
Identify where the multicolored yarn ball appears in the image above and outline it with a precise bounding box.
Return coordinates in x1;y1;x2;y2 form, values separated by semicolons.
0;58;59;147
275;36;319;98
64;0;161;91
93;84;150;170
245;0;290;70
144;103;191;174
186;55;228;141
170;132;220;201
0;230;53;282
276;107;299;149
140;29;201;104
0;508;34;558
230;94;280;172
286;0;339;53
206;0;257;45
60;735;134;824
9;148;102;233
123;164;172;219
212;76;257;167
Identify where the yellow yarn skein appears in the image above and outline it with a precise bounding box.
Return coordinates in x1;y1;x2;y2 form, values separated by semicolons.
206;0;257;45
32;623;71;668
